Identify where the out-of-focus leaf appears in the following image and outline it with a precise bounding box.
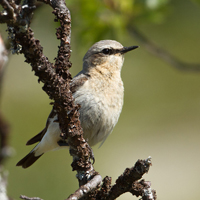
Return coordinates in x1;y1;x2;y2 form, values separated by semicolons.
69;0;171;45
146;0;169;9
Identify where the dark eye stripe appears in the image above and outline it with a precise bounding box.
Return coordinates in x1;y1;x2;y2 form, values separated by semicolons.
102;48;122;55
96;48;121;56
102;48;112;55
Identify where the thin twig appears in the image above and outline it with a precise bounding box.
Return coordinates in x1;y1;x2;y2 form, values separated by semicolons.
129;26;200;72
0;0;15;19
66;174;102;200
131;180;157;200
20;195;43;200
106;157;155;200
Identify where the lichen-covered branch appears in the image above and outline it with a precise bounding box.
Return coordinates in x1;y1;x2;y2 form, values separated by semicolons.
104;157;156;200
75;157;156;200
19;156;156;200
0;0;96;189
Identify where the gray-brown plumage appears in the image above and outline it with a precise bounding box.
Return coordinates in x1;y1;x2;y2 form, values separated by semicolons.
16;40;138;168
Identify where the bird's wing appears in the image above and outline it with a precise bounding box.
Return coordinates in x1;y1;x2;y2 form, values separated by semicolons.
70;72;90;94
26;73;90;145
26;109;57;145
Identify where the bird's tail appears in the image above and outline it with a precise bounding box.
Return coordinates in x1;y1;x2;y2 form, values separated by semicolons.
16;150;43;169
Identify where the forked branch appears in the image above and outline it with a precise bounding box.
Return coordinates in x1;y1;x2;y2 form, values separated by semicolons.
0;1;156;199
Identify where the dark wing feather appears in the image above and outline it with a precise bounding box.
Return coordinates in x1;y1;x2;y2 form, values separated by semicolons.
16;151;43;168
26;109;57;145
26;129;46;145
26;73;89;146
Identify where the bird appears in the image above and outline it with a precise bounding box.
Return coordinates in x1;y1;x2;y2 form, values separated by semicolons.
16;40;138;168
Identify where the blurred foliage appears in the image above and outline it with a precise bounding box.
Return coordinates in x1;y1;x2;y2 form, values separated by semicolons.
69;0;171;45
191;0;200;5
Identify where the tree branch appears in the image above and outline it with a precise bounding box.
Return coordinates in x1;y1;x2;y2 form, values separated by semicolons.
105;157;156;200
0;0;99;198
20;195;43;200
0;0;15;20
66;174;102;200
130;180;156;200
129;26;200;72
37;0;97;187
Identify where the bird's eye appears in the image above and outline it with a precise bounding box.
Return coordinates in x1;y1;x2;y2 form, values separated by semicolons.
102;48;111;55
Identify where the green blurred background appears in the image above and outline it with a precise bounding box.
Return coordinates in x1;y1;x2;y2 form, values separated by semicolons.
1;0;200;199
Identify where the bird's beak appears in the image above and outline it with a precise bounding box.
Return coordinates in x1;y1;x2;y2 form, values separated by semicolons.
120;45;139;54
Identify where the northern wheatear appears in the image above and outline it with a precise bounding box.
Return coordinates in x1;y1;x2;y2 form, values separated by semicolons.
16;40;138;168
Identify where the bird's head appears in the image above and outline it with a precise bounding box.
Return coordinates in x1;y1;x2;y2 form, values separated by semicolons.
83;40;138;75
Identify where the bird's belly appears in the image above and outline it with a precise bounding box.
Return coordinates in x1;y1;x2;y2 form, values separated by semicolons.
74;90;123;146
